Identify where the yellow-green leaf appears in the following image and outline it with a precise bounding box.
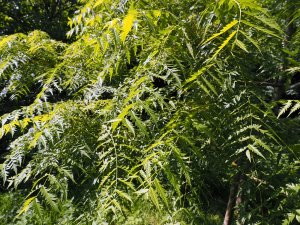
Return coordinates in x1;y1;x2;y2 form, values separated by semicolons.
93;0;106;8
112;104;134;131
120;8;138;42
29;132;43;148
211;30;237;59
184;64;213;85
203;20;238;44
17;196;36;217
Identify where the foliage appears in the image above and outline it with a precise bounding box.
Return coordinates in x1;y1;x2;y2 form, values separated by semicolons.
0;0;82;41
0;0;299;224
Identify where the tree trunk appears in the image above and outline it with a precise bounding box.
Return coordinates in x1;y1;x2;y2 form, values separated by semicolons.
272;3;296;105
223;171;242;225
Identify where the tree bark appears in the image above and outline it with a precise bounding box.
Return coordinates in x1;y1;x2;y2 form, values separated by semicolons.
272;3;297;104
223;171;242;225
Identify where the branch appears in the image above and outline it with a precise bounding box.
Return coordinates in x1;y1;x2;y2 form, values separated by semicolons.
223;171;242;225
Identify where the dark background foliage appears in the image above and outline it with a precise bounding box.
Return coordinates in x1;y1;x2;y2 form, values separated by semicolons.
0;0;81;41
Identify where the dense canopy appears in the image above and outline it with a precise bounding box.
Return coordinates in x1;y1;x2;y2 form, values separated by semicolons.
0;0;299;224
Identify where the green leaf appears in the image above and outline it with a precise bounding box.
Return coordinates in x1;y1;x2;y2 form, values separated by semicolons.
154;178;169;208
248;144;265;159
123;118;135;136
235;39;249;53
129;111;148;137
201;76;218;96
278;100;293;118
115;189;133;203
40;186;59;212
246;150;251;162
289;102;300;117
135;188;149;195
250;136;273;154
149;187;160;210
32;199;43;222
244;12;283;33
241;20;282;39
58;168;76;183
118;179;136;191
240;30;261;52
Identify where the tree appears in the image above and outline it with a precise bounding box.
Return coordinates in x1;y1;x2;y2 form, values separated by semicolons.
0;0;299;224
0;0;81;41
